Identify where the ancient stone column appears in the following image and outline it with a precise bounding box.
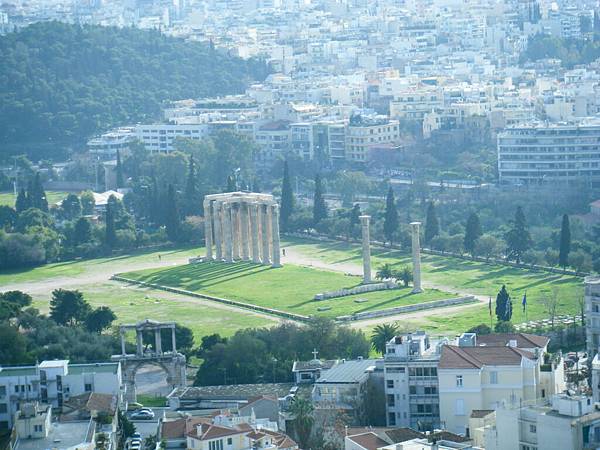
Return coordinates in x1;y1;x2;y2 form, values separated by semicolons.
154;329;162;355
261;204;271;265
223;203;234;263
271;204;281;267
214;202;223;261
171;326;176;354
360;215;372;284
204;199;213;260
120;329;126;356
410;222;423;293
136;330;143;356
241;203;250;261
232;203;241;261
250;203;261;263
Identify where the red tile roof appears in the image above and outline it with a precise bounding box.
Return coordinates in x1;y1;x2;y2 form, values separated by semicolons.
347;432;390;450
475;333;549;349
439;345;535;369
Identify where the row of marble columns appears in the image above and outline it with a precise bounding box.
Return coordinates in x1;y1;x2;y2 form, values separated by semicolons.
204;199;281;267
120;327;177;357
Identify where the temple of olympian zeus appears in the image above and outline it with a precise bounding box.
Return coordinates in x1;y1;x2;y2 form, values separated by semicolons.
203;192;282;267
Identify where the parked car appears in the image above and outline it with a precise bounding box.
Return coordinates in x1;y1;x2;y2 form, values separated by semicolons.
131;410;155;420
131;433;142;440
127;402;145;411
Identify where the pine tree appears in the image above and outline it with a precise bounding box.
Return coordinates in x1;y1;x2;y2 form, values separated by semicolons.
505;206;532;263
424;201;439;245
165;184;180;242
15;188;29;213
104;201;117;248
312;173;328;225
495;285;512;322
226;175;237;192
31;172;48;211
558;214;571;269
115;149;124;189
184;156;198;216
280;160;294;232
383;186;399;246
464;212;482;257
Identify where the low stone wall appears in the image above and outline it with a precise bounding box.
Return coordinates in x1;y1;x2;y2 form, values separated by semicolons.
335;296;477;322
314;281;398;300
111;275;310;322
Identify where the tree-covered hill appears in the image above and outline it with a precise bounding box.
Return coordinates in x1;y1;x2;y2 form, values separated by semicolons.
0;22;270;160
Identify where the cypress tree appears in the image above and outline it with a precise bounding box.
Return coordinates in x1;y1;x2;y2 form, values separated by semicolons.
505;206;532;263
280;160;294;232
15;188;29;213
105;201;117;248
495;285;512;322
116;149;124;189
383;186;399;246
558;214;571;269
464;212;482;257
31;172;48;211
226;175;237;192
184;156;198;216
312;173;328;225
424;201;439;245
165;184;180;242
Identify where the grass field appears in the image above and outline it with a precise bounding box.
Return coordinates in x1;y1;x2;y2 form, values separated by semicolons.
0;190;72;208
31;281;275;341
282;237;585;330
0;246;201;286
121;261;452;318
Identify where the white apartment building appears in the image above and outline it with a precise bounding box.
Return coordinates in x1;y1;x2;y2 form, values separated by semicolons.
254;120;292;164
0;360;122;430
346;117;400;163
383;332;447;431
497;121;600;186
438;332;564;436
87;127;136;159
389;86;444;120
485;394;600;450
135;122;211;153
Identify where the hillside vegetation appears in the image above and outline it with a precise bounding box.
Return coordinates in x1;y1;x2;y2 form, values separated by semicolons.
0;22;269;159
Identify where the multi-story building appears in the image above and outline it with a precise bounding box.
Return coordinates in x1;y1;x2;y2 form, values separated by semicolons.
438;332;564;435
485;393;600;450
497;121;600;186
346;116;400;163
586;276;600;357
255;120;292;164
135;123;211;153
87;127;136;159
383;331;447;430
0;360;122;430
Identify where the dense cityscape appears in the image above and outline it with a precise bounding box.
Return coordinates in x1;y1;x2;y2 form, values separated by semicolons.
2;0;600;450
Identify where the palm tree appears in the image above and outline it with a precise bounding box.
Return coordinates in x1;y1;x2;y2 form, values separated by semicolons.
393;266;413;287
370;322;399;355
290;397;314;449
375;263;394;281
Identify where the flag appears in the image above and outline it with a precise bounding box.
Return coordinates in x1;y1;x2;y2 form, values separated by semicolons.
489;296;492;317
522;292;527;312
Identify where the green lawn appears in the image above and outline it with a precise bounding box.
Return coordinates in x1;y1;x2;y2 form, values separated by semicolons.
0;246;201;286
282;237;585;329
121;261;452;319
31;282;274;341
0;190;73;208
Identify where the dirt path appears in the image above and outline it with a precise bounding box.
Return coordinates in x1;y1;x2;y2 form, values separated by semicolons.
2;252;194;296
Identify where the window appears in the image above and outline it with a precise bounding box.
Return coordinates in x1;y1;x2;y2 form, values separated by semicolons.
387;394;395;407
0;404;6;413
227;438;232;445
209;440;224;450
455;399;465;415
0;387;5;396
34;425;43;432
388;412;396;426
456;375;463;387
490;371;498;384
84;383;92;392
529;424;537;433
387;380;394;389
409;386;417;395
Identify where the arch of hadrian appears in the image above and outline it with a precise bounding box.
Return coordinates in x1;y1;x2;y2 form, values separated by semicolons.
203;192;282;267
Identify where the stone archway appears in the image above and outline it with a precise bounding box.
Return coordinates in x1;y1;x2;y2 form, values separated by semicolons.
111;319;186;402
